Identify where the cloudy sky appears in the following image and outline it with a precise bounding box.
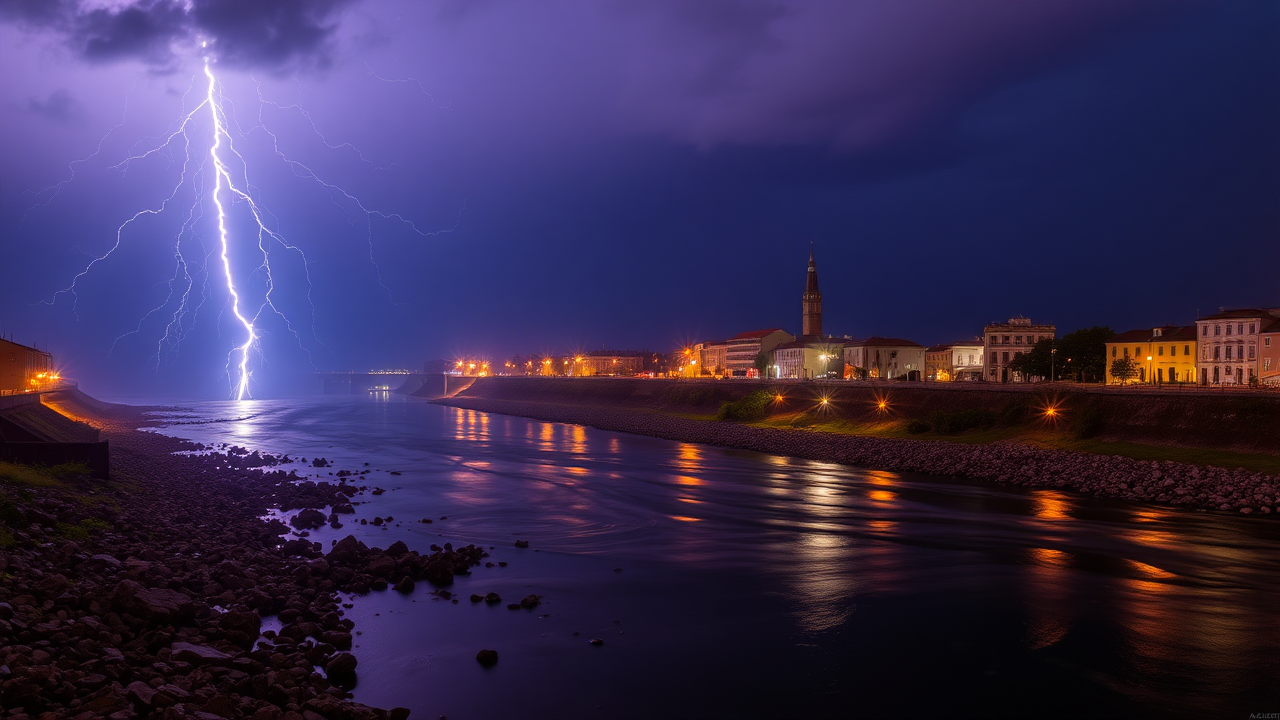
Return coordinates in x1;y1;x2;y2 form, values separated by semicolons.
0;0;1276;396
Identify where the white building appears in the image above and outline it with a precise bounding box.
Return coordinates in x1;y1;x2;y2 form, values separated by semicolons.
983;316;1056;383
1195;308;1280;385
843;338;926;380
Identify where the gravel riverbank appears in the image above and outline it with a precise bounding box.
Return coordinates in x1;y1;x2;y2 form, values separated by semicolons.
0;399;502;720
434;396;1280;515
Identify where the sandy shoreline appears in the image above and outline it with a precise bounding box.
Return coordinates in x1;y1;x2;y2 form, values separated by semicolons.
433;395;1280;515
0;397;500;720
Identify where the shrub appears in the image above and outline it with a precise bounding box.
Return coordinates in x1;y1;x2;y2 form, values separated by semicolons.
715;390;775;422
997;399;1032;427
1071;407;1103;439
0;500;24;528
927;409;995;434
905;419;931;434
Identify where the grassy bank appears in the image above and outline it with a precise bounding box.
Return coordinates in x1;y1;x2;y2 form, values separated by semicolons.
446;377;1280;473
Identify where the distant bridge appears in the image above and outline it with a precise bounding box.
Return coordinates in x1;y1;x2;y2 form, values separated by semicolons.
315;372;475;398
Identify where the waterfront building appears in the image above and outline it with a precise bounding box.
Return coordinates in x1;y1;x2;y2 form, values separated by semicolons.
1195;308;1280;385
843;338;926;380
701;341;728;377
1261;326;1280;388
771;338;847;380
982;317;1056;383
925;339;985;381
581;351;645;376
1104;326;1198;384
0;338;55;393
725;329;794;378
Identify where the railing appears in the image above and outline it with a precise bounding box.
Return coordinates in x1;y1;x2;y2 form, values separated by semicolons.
0;380;76;397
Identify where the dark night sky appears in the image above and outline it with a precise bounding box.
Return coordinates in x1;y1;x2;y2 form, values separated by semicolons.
0;1;1277;397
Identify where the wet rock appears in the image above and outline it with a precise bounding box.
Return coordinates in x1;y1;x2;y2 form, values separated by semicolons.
291;508;328;530
333;503;355;514
326;652;358;676
364;555;396;578
470;594;484;603
112;579;194;623
125;680;157;708
327;535;369;565
589;638;604;646
425;559;454;586
475;649;498;668
514;540;529;548
394;577;415;593
170;641;233;665
386;540;409;557
484;592;502;605
520;594;542;609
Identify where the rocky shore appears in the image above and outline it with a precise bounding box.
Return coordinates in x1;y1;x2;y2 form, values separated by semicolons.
0;398;506;720
434;396;1280;515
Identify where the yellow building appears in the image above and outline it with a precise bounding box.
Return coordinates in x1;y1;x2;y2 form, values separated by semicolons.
1105;325;1197;384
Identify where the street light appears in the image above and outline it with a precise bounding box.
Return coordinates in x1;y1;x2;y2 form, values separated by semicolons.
1050;347;1056;382
1146;355;1153;385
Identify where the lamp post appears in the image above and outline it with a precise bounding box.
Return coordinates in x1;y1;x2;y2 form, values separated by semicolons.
1146;355;1153;385
1050;347;1056;383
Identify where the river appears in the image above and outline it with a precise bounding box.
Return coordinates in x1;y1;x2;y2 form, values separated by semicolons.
133;394;1280;719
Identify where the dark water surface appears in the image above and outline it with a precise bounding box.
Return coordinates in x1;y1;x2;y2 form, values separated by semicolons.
138;395;1280;719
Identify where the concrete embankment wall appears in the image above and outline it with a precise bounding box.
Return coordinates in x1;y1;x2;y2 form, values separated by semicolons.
450;377;1280;454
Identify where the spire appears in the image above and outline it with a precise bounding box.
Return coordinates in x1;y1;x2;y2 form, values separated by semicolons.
802;244;822;337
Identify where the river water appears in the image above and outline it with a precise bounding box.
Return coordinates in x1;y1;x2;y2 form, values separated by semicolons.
136;394;1279;719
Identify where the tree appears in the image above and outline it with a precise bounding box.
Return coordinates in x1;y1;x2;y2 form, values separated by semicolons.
1008;338;1054;381
753;352;770;379
1056;326;1115;383
1110;356;1139;385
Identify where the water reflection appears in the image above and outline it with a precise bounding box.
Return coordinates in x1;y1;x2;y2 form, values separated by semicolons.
147;398;1280;718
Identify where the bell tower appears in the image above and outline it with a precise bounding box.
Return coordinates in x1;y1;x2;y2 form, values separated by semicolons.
802;244;822;338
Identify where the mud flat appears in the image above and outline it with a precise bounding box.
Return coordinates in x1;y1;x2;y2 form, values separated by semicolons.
434;383;1280;515
0;391;502;720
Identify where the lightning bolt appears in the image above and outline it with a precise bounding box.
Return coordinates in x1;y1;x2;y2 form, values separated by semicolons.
33;55;457;400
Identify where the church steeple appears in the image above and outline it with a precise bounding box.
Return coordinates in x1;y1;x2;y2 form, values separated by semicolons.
802;244;822;338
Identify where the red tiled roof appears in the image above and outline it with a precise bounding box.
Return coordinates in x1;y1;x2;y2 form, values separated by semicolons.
1199;308;1280;320
729;328;786;340
851;337;924;348
1111;325;1198;344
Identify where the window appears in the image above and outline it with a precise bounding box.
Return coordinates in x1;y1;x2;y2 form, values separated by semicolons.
1014;336;1022;345
1250;323;1256;334
990;352;997;364
1202;325;1208;336
1239;323;1245;335
1226;346;1233;360
1184;345;1190;356
1002;336;1010;344
1267;337;1273;348
1158;346;1164;356
1226;325;1233;336
1111;347;1117;358
1249;346;1255;360
1135;346;1141;356
990;335;997;344
1215;325;1221;336
1002;352;1009;363
1124;347;1130;357
1214;346;1220;360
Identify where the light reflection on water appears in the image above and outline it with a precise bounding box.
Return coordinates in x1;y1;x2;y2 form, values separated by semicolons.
142;395;1280;719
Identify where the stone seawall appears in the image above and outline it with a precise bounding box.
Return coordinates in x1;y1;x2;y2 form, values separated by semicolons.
433;391;1280;516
